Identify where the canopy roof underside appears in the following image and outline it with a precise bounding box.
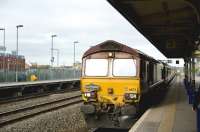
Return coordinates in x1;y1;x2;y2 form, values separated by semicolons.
108;0;200;58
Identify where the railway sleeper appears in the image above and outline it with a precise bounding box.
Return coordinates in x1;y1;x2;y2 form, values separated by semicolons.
37;88;44;93
13;91;23;97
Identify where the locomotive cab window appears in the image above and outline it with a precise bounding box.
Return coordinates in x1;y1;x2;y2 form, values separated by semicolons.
85;59;108;76
113;59;136;76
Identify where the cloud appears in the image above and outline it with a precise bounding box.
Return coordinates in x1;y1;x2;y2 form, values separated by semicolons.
0;0;170;66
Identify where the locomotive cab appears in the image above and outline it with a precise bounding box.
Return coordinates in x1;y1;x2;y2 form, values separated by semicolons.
81;41;141;117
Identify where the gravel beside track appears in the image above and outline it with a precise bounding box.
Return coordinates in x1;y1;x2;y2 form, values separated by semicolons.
0;90;87;132
0;88;80;105
0;94;82;126
0;91;81;113
0;103;87;132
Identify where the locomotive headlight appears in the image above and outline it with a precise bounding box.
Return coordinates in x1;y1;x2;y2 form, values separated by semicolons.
129;93;137;99
85;93;91;97
108;52;112;57
124;93;137;100
87;93;91;97
108;52;114;58
84;92;97;98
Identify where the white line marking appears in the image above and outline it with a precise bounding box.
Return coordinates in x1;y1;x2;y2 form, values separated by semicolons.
129;108;152;132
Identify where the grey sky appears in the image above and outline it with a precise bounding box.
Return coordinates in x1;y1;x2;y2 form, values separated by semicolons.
0;0;182;66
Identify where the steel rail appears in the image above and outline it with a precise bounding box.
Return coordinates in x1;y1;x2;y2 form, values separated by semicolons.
0;88;79;105
0;94;82;126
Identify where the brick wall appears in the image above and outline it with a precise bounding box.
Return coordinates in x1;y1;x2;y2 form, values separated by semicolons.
0;54;25;71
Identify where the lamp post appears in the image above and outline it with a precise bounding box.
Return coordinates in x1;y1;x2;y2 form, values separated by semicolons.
16;25;23;82
73;41;79;78
51;35;57;67
53;49;60;66
0;28;5;82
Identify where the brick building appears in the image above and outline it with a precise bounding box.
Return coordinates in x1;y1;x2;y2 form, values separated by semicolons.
0;53;25;71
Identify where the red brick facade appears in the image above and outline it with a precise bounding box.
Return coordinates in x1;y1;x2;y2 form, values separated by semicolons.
0;53;25;71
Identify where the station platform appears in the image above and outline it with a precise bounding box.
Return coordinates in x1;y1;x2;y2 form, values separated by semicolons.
0;78;79;89
129;76;196;132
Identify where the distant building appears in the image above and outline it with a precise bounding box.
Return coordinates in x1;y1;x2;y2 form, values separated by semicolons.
0;53;25;71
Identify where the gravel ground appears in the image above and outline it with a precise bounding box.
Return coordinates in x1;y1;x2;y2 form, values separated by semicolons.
0;91;81;113
0;104;88;132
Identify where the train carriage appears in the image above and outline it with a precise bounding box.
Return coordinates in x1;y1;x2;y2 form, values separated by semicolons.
80;40;174;126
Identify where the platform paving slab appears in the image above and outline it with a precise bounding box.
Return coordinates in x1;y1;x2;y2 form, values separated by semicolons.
129;76;196;132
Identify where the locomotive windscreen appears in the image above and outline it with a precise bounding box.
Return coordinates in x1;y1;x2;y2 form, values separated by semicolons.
113;59;136;76
85;59;108;76
84;58;137;77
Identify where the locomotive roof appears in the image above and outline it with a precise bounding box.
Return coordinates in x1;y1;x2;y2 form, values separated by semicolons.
83;40;158;62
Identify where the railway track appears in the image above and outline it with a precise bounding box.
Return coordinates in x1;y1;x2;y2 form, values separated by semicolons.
0;88;79;105
0;94;82;126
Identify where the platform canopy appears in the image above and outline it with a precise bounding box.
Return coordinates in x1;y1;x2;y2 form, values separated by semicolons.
107;0;200;58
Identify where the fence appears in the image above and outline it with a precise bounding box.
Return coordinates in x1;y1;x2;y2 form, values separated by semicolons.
0;68;81;83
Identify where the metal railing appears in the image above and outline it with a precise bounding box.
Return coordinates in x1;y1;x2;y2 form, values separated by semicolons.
0;68;81;83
